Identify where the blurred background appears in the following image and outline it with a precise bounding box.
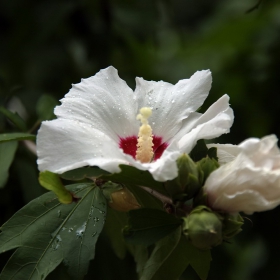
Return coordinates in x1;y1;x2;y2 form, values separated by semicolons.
1;0;280;279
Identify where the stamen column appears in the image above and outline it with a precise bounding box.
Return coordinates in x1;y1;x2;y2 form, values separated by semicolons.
136;107;154;163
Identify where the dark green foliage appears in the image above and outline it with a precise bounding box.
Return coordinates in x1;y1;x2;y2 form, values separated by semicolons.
0;141;18;188
0;183;107;280
0;133;36;143
100;165;168;196
123;208;182;246
0;107;27;131
61;166;110;181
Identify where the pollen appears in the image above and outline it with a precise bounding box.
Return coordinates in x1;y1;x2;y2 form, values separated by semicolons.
136;107;154;163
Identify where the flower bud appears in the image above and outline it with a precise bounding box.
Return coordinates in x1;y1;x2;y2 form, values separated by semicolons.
204;135;280;214
196;157;219;185
102;182;141;212
165;154;201;200
183;206;223;250
110;187;141;212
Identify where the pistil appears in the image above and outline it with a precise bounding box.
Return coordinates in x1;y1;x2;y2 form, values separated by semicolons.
136;107;154;163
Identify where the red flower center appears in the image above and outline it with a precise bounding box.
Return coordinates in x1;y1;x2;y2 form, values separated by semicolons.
119;135;168;161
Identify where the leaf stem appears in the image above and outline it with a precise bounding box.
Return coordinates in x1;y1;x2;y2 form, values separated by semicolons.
139;186;173;205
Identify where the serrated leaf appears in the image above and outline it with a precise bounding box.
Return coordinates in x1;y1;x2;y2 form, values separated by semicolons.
0;141;18;188
0;133;36;143
140;227;181;280
36;94;58;121
60;166;109;181
39;171;73;204
0;107;27;131
100;165;168;196
0;183;107;280
124;209;182;246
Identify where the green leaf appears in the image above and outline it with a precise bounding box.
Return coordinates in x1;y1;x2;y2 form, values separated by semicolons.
0;141;18;188
0;133;36;143
151;236;211;280
140;227;181;280
128;245;149;277
185;239;212;280
60;166;110;181
100;165;168;196
39;171;73;204
151;235;189;280
0;183;107;280
0;107;27;131
189;140;208;162
103;208;128;259
36;94;58;120
124;209;182;246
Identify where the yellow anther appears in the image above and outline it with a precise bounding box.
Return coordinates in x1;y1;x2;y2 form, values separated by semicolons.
136;107;154;163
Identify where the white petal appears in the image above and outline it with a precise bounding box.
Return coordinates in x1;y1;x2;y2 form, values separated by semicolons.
239;134;278;155
212;190;280;215
207;143;241;164
37;119;128;174
167;112;202;145
135;70;212;142
54;66;138;142
147;150;181;182
178;94;234;153
122;148;180;182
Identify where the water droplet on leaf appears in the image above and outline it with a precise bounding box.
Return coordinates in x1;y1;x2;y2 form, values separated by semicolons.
76;222;87;239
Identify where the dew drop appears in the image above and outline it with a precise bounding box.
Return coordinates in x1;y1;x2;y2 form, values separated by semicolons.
51;235;62;251
76;222;87;239
57;210;61;217
92;232;97;237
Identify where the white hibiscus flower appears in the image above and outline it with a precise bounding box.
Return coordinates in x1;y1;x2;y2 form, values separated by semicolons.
204;135;280;214
37;66;233;182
